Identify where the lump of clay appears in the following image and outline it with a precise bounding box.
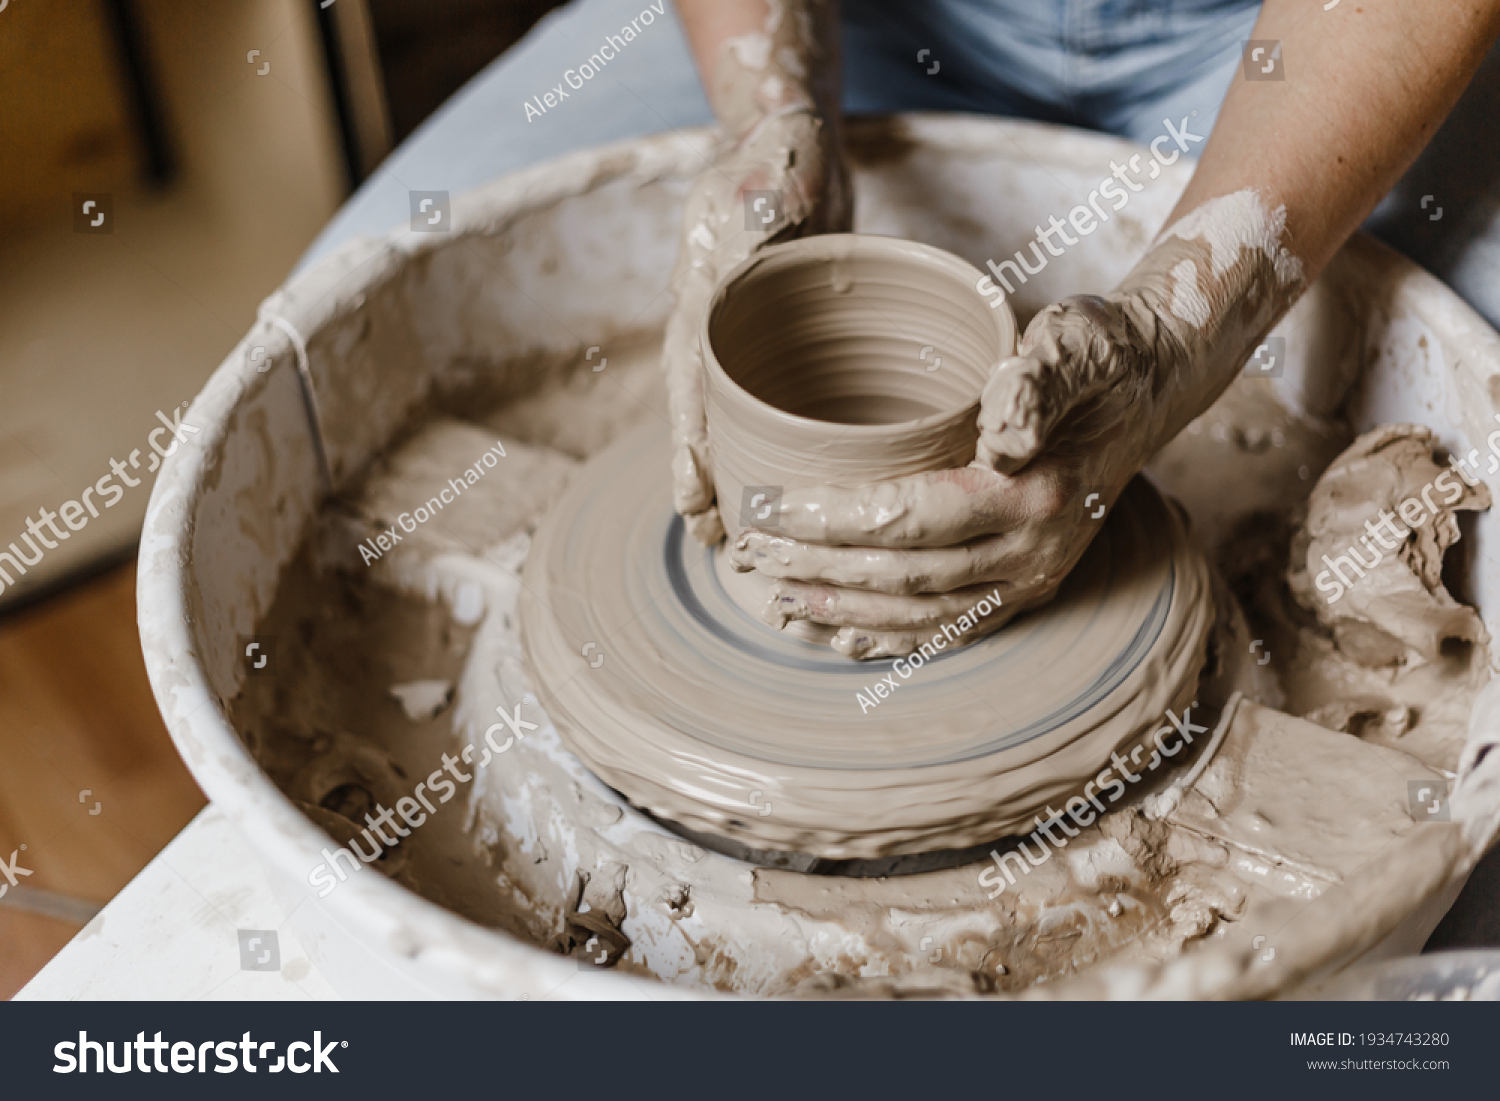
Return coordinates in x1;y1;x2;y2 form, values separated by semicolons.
1302;697;1411;740
1167;699;1447;896
1288;424;1490;666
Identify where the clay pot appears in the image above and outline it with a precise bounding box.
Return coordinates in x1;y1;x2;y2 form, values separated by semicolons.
701;234;1018;538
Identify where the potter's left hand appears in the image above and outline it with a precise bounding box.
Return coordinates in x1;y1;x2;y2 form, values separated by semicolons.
729;192;1307;658
664;106;851;545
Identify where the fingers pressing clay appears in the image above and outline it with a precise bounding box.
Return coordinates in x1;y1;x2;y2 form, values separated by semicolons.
662;115;850;544
664;272;718;520
756;466;1046;548
974;355;1050;474
683;503;726;546
820;586;1056;661
731;528;1052;596
766;579;1012;631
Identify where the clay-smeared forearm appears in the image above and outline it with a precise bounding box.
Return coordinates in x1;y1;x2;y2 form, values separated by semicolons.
675;0;842;138
1084;0;1500;462
1178;0;1500;285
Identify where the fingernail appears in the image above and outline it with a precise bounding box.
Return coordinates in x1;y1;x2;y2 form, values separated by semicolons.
772;590;796;611
760;588;794;628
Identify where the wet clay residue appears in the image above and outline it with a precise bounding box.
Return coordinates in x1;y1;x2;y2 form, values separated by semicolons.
1176;400;1492;774
1289;424;1491;668
231;339;1483;996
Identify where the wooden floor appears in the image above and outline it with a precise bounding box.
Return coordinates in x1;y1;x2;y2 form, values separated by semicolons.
0;560;207;998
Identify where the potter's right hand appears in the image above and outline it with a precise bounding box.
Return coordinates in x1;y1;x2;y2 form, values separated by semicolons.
726;361;1149;660
664;107;851;545
730;191;1308;658
725;295;1188;657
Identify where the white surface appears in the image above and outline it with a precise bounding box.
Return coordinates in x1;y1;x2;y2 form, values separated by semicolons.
18;806;340;1001
18;805;663;1001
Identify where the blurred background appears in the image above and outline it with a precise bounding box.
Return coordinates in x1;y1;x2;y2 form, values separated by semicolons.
0;0;562;997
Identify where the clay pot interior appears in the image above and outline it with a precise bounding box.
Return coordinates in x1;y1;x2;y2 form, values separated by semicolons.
706;233;1013;424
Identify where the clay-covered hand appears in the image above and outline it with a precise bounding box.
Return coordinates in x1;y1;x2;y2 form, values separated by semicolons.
664;108;851;546
727;344;1139;659
730;190;1306;658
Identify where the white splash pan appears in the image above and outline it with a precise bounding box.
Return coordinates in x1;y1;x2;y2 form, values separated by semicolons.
139;115;1500;999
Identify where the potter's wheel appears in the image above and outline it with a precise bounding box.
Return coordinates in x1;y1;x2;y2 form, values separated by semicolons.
521;418;1217;859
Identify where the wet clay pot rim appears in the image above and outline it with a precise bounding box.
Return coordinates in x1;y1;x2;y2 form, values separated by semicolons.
700;233;1019;439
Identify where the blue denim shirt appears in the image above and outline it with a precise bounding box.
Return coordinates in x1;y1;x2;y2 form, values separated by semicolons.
299;0;1500;335
842;0;1260;141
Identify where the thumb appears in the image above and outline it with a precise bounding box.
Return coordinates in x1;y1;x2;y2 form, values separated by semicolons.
975;350;1070;473
974;295;1127;473
665;332;716;518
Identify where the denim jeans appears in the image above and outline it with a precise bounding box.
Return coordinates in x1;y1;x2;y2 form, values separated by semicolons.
301;0;1500;331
